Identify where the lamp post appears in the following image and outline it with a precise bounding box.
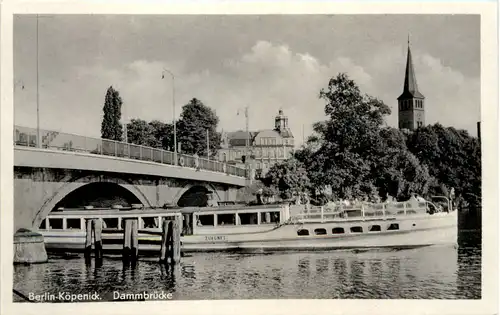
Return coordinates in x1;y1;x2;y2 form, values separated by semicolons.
206;128;210;160
36;14;40;148
122;102;128;143
162;68;177;164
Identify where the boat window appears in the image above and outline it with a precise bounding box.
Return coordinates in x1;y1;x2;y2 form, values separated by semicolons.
49;218;63;230
314;228;327;235
66;218;81;230
103;218;119;229
238;212;258;225
39;219;46;230
197;214;214;226
406;210;417;214
332;227;345;234
217;213;235;226
350;226;363;233
261;211;280;224
387;223;399;230
297;229;309;236
142;217;159;229
369;225;381;232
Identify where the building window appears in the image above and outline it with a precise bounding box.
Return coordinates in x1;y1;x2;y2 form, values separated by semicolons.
257;162;261;169
223;153;227;162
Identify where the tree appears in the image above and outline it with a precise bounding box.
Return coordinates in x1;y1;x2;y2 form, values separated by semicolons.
295;73;393;200
263;158;311;199
177;98;221;157
373;148;433;200
406;123;481;205
101;86;123;141
126;119;158;147
149;120;174;150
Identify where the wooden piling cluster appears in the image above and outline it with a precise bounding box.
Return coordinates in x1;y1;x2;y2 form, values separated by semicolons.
122;218;139;263
84;218;103;263
84;215;182;265
159;218;181;264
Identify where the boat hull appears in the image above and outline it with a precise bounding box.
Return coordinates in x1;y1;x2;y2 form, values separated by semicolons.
41;211;457;254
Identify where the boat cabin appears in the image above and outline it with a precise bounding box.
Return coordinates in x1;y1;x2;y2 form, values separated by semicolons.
179;204;290;235
38;208;182;232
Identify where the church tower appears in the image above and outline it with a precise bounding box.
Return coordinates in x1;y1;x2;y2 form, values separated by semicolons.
275;109;288;131
398;39;425;130
274;109;294;139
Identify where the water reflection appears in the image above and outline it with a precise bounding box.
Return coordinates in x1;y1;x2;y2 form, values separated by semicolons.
13;231;480;301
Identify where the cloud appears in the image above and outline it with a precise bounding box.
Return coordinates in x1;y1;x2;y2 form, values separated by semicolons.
14;40;480;146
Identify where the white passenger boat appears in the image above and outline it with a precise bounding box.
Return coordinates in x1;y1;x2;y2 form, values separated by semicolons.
38;196;457;254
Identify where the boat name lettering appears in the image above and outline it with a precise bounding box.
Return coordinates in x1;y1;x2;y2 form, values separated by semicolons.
205;235;227;241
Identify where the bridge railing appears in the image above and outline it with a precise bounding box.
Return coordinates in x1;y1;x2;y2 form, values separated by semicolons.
14;125;247;178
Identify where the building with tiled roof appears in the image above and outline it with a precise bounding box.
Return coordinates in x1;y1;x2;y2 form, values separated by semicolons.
218;109;295;177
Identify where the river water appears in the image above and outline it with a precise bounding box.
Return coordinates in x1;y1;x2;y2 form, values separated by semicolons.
13;230;481;301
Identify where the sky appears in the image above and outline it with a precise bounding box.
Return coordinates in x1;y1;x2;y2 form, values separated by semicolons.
14;14;480;145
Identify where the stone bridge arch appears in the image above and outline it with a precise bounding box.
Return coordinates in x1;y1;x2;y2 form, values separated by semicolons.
172;182;222;207
32;174;153;228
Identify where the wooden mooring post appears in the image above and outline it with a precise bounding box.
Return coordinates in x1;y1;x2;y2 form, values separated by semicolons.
122;218;139;263
84;219;103;264
159;218;181;264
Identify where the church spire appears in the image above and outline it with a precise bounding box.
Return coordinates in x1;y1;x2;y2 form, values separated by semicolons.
397;37;425;131
398;37;424;99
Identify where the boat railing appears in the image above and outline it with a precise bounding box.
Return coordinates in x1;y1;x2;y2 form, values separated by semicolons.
289;200;431;223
